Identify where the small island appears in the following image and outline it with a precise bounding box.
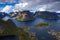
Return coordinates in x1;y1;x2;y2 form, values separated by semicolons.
34;22;50;28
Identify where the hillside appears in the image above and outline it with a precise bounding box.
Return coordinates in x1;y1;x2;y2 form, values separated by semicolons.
0;19;36;40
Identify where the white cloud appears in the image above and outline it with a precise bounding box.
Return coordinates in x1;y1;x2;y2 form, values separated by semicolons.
5;0;16;3
37;2;60;12
14;2;28;10
2;0;59;12
13;0;60;12
0;0;16;4
1;5;12;13
48;2;60;12
20;0;60;7
56;11;60;13
38;5;47;11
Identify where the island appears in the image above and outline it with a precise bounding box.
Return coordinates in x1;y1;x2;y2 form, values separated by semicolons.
13;10;35;21
34;22;51;28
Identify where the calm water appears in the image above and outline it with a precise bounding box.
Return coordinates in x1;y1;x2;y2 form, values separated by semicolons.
11;15;60;40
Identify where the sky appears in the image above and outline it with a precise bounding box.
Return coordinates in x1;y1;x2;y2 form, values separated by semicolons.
0;0;18;8
0;0;60;13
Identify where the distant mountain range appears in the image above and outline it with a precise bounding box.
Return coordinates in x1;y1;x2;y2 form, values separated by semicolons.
0;10;60;21
34;11;60;20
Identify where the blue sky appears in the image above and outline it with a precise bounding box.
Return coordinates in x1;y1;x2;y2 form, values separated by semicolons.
0;0;19;8
0;4;14;8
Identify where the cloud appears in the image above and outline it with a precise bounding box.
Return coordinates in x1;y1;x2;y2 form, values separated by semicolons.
37;2;60;12
38;5;47;11
20;0;60;6
5;0;16;3
2;0;58;12
13;0;60;11
14;2;28;10
20;0;60;3
0;0;16;4
48;2;60;12
1;5;12;13
56;11;60;13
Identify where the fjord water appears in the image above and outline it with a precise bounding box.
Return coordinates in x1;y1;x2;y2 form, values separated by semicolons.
11;15;60;40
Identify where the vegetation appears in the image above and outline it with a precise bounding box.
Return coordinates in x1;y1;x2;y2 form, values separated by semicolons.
0;19;36;40
14;11;35;21
16;15;24;21
34;22;50;28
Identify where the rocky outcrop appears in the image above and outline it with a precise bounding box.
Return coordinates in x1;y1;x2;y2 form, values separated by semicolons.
35;11;59;20
15;10;35;21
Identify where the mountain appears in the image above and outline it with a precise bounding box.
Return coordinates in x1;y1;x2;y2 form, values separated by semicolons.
9;12;19;17
35;11;59;20
0;12;12;21
14;10;35;21
0;19;17;34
